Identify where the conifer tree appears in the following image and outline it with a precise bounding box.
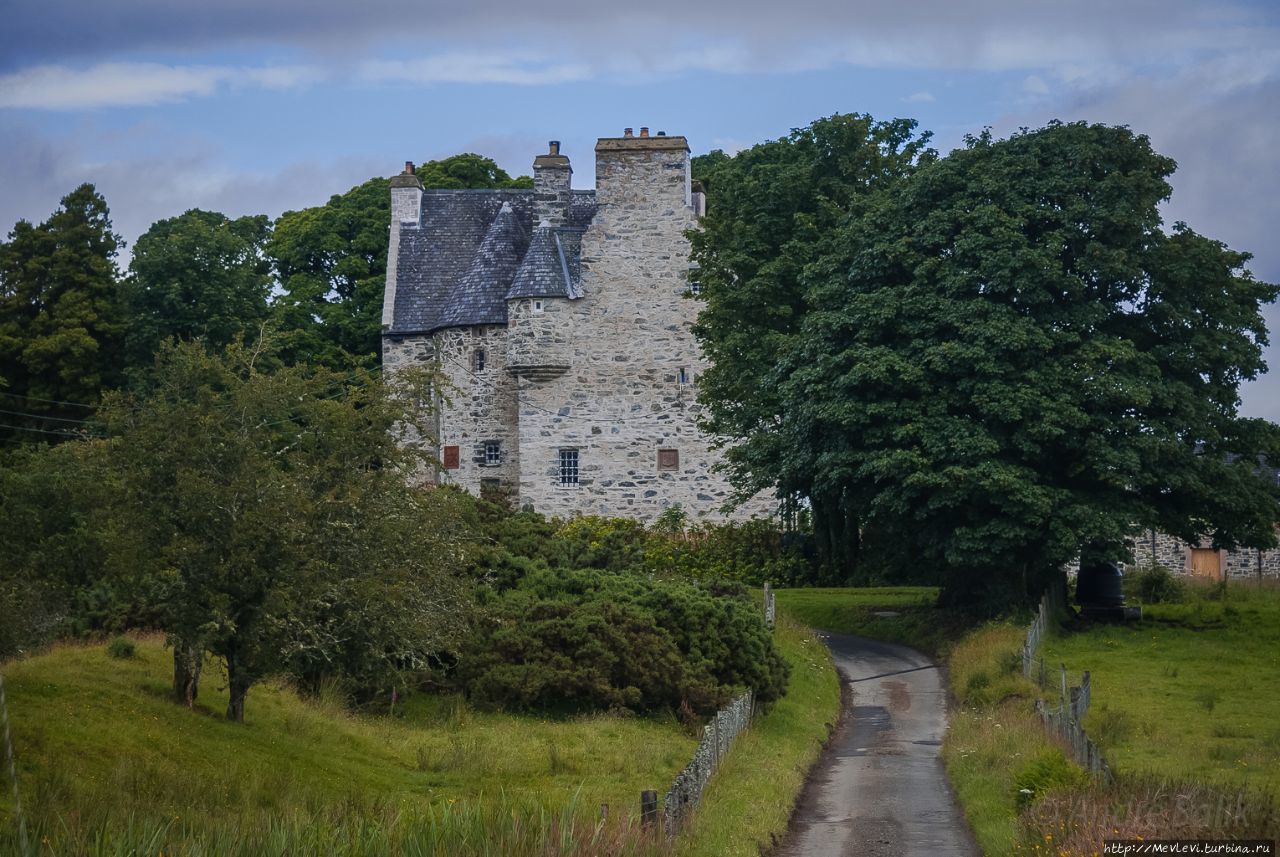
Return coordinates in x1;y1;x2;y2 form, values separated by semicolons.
0;184;124;436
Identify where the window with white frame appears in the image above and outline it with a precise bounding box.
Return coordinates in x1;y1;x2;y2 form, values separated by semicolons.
677;367;690;387
484;441;501;466
533;299;544;313
558;448;579;487
688;280;701;296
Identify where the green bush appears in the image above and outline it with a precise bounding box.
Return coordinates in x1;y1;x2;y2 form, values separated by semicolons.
457;568;789;715
1013;749;1088;809
106;636;136;659
1131;565;1186;604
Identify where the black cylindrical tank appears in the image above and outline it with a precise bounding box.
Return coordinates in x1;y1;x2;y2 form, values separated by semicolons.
1076;562;1125;608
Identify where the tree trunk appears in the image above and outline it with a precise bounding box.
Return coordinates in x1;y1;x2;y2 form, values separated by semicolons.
225;658;250;723
172;644;202;707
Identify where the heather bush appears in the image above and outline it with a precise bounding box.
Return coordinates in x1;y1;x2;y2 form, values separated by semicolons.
458;568;789;715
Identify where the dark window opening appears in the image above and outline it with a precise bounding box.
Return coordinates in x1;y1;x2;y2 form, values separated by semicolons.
472;348;486;371
558;448;579;486
484;441;501;466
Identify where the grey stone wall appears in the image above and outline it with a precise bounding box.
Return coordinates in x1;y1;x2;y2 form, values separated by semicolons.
662;690;754;837
506;296;572;378
432;325;521;493
1126;528;1280;578
381;333;438;485
514;137;774;523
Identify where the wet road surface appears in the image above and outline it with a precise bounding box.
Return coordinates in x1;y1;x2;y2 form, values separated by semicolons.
776;632;977;857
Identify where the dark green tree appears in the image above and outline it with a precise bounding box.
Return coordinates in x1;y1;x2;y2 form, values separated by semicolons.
689;114;935;576
784;122;1280;610
123;209;272;375
0;184;124;435
269;154;531;368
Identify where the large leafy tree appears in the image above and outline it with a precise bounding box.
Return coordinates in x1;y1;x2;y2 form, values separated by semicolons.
269;154;532;368
0;184;124;435
97;337;471;721
689;114;935;573
779;122;1280;610
122;209;272;376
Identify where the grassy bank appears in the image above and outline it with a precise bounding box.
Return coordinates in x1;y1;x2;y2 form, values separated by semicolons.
0;634;694;855
941;622;1071;857
774;586;971;657
1040;582;1280;791
674;617;841;856
0;620;840;855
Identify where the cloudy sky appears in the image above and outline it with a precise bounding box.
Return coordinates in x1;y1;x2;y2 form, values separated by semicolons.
2;0;1277;418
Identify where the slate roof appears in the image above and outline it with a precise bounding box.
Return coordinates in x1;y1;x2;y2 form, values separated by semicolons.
388;189;597;334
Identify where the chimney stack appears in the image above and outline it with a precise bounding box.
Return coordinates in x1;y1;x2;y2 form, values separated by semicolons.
624;127;634;137
403;161;415;174
533;138;573;228
639;127;650;138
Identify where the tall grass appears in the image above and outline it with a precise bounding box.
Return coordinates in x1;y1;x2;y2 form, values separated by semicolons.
4;791;674;856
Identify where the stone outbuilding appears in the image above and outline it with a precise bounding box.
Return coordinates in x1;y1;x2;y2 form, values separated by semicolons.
381;129;773;522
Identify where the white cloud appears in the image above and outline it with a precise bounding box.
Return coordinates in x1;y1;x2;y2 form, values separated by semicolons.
358;54;592;87
906;91;935;103
1022;75;1049;95
0;62;317;110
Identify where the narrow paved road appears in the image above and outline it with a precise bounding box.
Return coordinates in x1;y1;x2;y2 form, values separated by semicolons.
777;632;977;857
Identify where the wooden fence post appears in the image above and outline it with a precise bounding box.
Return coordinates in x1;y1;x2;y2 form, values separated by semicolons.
641;790;658;828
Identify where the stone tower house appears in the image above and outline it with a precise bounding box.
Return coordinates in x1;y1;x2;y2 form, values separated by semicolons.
381;129;773;522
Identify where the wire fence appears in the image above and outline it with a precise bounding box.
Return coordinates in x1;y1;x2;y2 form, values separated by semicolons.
1022;581;1115;783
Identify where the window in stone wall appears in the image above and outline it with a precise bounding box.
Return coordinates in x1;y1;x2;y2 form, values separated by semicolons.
443;445;460;469
688;280;701;296
484;441;501;466
657;449;679;471
558;448;579;487
533;299;545;313
677;367;690;387
472;348;486;371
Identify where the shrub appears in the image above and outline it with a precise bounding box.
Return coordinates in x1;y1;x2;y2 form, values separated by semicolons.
106;636;136;659
1131;565;1186;604
1013;748;1088;809
457;568;789;715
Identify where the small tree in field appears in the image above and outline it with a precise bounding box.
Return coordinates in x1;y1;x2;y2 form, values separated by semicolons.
98;336;471;721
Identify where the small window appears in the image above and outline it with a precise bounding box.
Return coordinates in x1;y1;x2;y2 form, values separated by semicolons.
677;367;690;387
484;441;501;466
657;449;679;471
689;280;701;296
558;448;579;487
472;348;486;372
533;299;545;313
443;445;460;470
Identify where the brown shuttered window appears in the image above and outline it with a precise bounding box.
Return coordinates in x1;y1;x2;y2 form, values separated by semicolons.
443;446;460;469
657;449;679;471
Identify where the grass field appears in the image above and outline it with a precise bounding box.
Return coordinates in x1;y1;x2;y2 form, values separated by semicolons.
1039;582;1280;792
774;585;973;657
0;623;837;855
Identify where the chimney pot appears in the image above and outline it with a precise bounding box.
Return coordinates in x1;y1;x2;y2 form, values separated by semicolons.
640;127;650;138
657;131;666;136
404;161;414;174
548;140;560;155
624;127;634;137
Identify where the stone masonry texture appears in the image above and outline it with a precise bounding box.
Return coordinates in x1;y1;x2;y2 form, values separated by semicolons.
381;133;774;523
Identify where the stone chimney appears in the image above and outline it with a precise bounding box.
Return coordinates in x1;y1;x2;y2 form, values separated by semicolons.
389;160;423;227
595;127;691;208
384;161;424;331
533;140;572;228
